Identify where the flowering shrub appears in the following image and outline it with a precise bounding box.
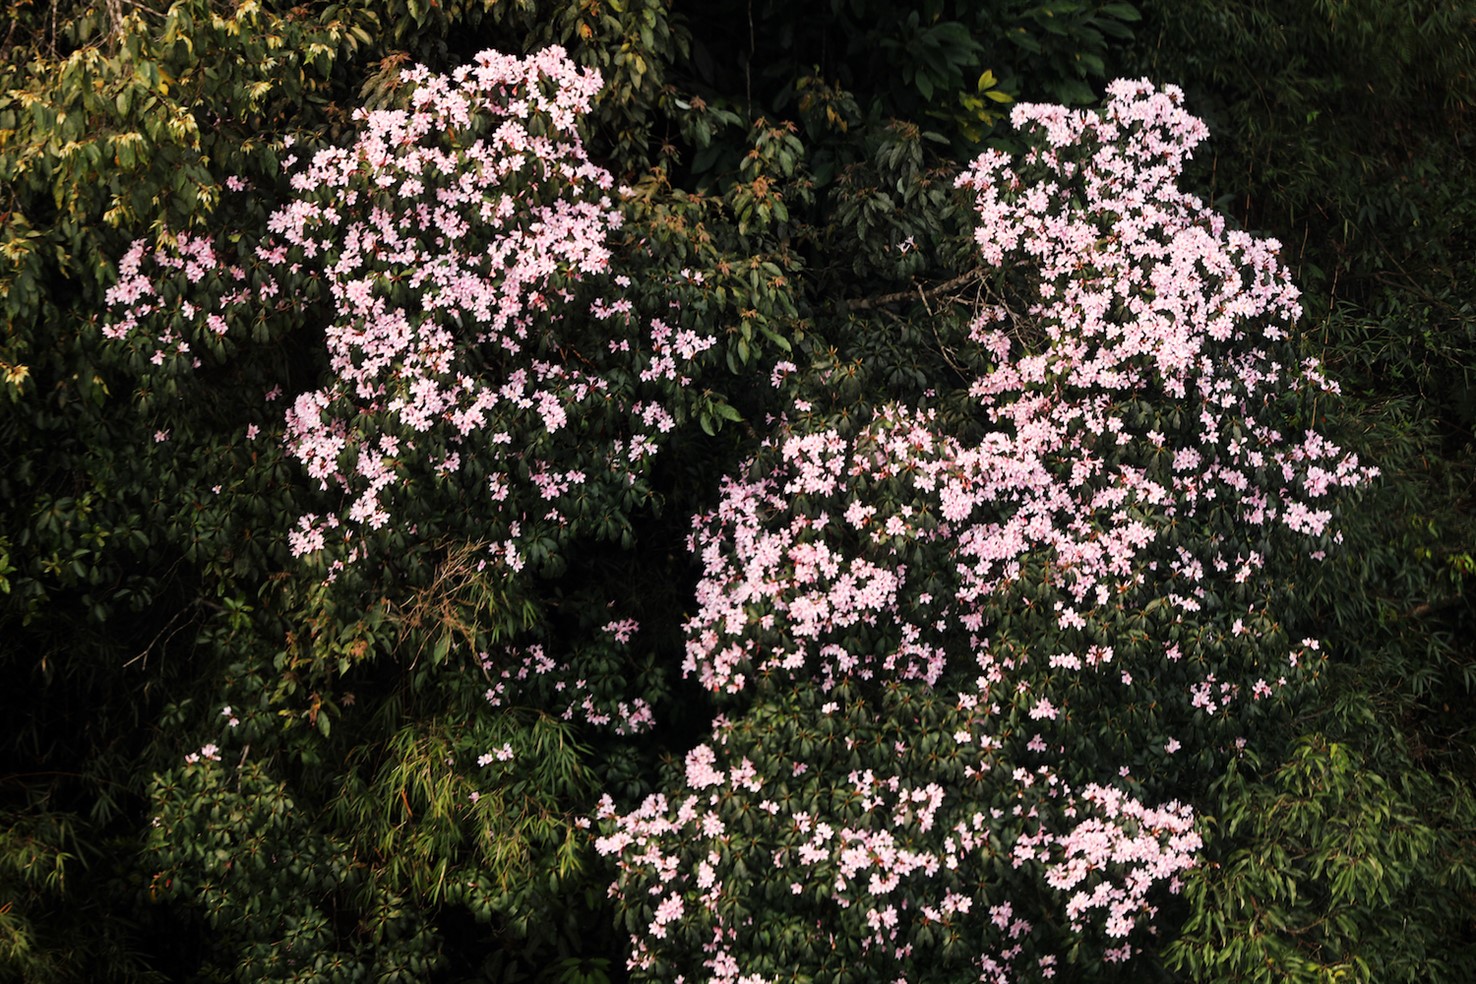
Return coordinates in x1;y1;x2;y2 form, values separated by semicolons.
101;46;778;591
594;81;1373;980
96;45;802;979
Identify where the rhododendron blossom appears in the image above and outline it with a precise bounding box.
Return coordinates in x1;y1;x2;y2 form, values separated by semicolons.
679;81;1371;700
596;81;1372;980
101;47;724;575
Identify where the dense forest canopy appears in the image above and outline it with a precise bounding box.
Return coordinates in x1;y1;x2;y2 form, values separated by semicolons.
1;1;1473;981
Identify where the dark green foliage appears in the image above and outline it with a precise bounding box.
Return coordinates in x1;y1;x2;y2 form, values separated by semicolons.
1121;2;1476;979
1169;737;1476;982
675;0;1138;154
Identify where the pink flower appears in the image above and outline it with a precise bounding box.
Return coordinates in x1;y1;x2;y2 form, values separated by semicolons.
1028;698;1058;721
685;744;725;789
651;893;685;938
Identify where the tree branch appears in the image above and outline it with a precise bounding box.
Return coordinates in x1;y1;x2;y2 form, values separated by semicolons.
845;269;987;312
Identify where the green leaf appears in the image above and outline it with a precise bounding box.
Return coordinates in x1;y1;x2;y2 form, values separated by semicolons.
1100;3;1142;22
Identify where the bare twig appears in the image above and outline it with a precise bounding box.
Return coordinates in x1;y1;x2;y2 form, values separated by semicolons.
844;268;986;313
124;602;198;669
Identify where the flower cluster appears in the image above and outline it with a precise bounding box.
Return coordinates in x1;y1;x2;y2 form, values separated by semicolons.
596;684;1202;981
684;81;1371;700
478;617;657;737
